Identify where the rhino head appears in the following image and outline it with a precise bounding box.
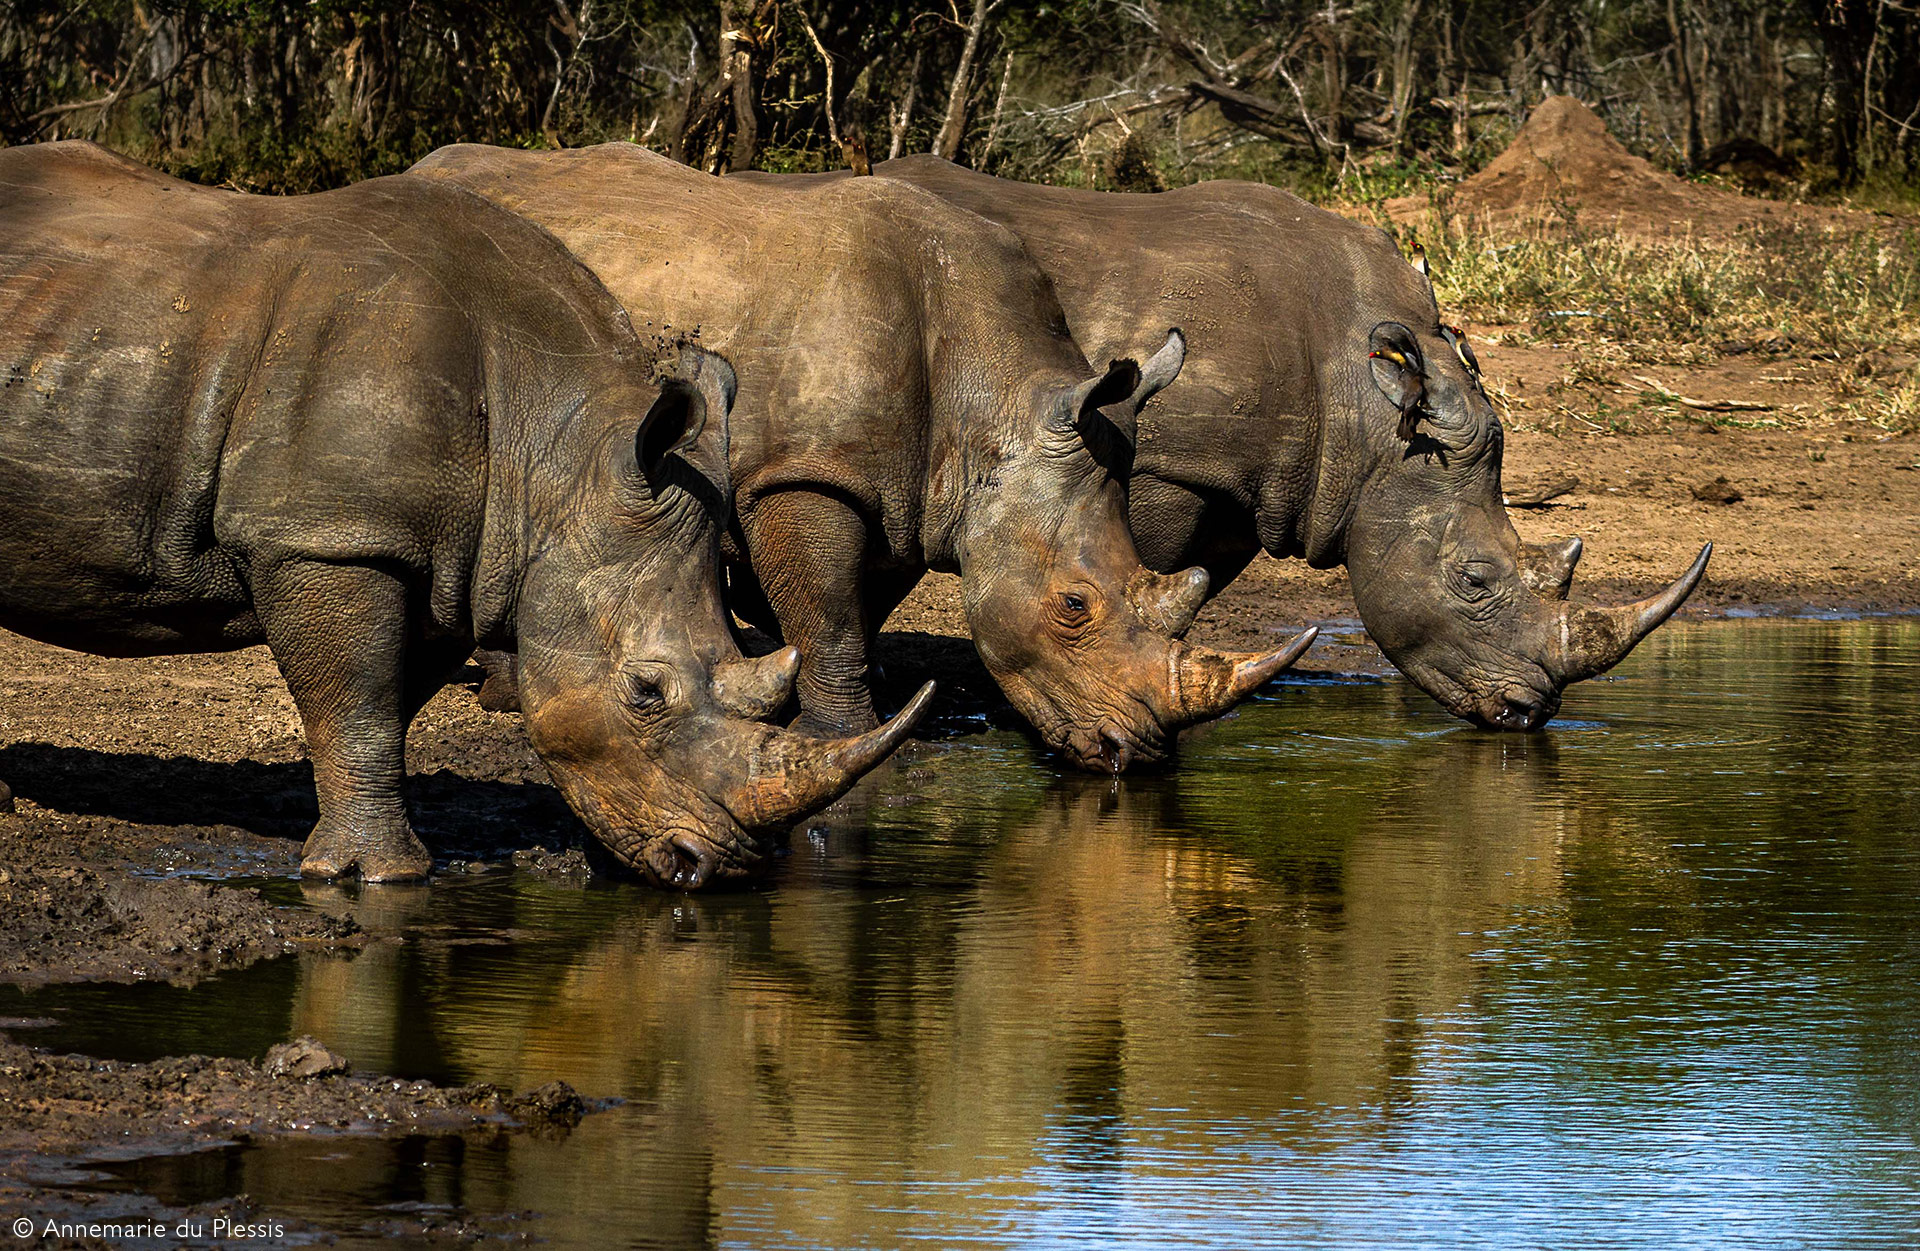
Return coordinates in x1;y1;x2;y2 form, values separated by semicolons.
1342;318;1709;730
512;349;930;886
960;329;1316;771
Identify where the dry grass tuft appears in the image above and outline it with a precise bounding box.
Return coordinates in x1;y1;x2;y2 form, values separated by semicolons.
1374;201;1920;433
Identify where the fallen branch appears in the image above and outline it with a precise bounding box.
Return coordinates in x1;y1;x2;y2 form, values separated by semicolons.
1503;476;1579;507
1628;375;1774;412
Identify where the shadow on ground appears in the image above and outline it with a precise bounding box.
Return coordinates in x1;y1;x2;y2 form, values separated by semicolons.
0;743;580;862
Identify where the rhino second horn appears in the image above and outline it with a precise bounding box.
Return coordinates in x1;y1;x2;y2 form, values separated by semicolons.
727;681;936;828
1171;627;1318;723
1520;536;1584;601
711;647;801;721
1551;543;1711;684
1152;567;1211;637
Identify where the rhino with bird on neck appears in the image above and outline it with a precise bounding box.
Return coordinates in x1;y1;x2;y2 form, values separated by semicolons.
763;157;1711;729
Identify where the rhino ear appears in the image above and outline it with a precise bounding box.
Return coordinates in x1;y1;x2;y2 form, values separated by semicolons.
1065;357;1142;429
637;346;735;496
1368;321;1427;441
679;344;738;415
636;379;707;490
1105;329;1186;442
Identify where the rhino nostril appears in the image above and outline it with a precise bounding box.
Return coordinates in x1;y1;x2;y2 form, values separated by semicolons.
1495;695;1550;731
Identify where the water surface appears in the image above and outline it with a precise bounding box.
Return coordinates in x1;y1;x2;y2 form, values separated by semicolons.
11;620;1920;1249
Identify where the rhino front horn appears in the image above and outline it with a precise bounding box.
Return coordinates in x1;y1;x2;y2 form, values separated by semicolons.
728;681;937;827
1172;627;1318;722
1551;543;1711;684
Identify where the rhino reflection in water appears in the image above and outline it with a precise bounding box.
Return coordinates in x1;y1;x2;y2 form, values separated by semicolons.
409;143;1313;772
278;733;1605;1241
758;158;1712;730
0;142;925;889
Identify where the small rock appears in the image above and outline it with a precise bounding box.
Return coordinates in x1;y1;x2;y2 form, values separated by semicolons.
1691;477;1743;505
262;1035;351;1080
510;846;590;877
510;1080;586;1127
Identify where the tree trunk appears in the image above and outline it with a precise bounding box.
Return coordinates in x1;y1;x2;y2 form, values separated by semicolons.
889;47;921;160
1667;0;1703;166
981;50;1014;164
934;0;992;161
1388;0;1424;155
1812;0;1879;183
676;0;770;174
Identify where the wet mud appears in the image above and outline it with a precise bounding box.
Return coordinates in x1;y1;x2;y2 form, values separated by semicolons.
0;1032;588;1246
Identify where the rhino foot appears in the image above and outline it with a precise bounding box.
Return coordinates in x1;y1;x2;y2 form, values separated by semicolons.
473;650;522;713
300;821;433;882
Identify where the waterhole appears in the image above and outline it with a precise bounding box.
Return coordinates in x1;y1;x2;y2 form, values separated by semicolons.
8;619;1919;1248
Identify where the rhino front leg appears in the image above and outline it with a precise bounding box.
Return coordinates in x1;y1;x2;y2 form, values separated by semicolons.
254;559;433;883
745;489;880;736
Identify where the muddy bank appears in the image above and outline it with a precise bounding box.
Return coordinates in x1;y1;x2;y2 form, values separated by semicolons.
0;1032;589;1244
0;815;360;989
0;639;583;988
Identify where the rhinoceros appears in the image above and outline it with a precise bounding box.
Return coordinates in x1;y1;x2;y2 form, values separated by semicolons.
0;141;927;889
785;157;1709;730
409;144;1312;771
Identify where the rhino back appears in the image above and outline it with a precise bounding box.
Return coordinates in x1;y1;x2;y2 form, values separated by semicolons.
0;143;638;654
873;157;1428;558
0;143;278;647
413;143;1087;564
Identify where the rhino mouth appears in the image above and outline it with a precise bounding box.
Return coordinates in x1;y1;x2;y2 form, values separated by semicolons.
1415;663;1561;733
1050;713;1171;773
1465;688;1561;732
625;818;770;890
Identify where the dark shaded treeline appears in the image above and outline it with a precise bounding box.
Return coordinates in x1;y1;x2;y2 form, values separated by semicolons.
2;0;1915;194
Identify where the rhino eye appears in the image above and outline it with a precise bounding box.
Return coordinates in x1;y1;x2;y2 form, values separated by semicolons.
625;673;666;710
1453;563;1495;602
1061;593;1089;615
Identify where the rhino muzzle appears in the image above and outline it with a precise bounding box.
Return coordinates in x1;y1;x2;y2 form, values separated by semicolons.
1045;627;1319;773
525;665;933;889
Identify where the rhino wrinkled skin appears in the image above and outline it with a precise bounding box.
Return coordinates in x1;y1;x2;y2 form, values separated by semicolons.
412;144;1313;771
0;141;926;890
795;157;1711;730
